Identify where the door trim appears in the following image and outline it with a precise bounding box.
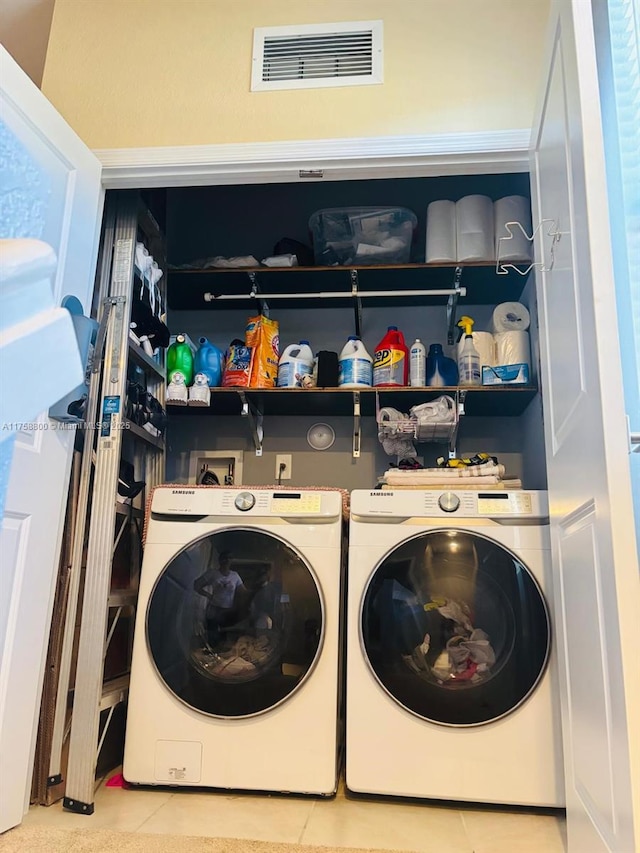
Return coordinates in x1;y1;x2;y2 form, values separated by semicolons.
96;129;530;188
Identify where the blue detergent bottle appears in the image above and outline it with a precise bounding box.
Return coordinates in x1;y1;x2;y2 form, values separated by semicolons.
426;343;459;387
194;337;224;386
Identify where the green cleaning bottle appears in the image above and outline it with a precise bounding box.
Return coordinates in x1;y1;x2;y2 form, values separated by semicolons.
457;316;481;386
167;334;194;385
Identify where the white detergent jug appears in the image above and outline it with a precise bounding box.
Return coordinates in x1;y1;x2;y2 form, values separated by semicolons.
338;336;373;388
277;340;314;388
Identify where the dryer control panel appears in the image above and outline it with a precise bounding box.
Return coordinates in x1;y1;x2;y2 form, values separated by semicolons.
351;489;548;520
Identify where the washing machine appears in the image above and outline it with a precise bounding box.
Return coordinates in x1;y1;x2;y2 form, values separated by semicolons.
346;489;564;806
123;486;344;795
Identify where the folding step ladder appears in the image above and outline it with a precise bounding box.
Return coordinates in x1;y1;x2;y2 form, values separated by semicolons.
46;191;165;814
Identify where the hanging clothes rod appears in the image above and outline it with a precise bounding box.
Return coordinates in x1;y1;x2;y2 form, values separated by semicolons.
204;287;466;302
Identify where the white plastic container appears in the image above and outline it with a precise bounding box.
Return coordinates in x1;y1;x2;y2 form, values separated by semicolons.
277;340;314;388
338;337;373;388
409;339;426;387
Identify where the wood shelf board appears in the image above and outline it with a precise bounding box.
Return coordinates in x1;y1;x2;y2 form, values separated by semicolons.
166;386;537;418
128;339;165;379
123;419;164;449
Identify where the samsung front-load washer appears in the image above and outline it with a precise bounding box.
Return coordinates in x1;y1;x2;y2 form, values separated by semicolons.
123;486;344;795
346;489;564;806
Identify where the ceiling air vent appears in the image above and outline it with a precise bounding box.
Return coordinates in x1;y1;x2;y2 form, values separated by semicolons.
251;21;383;92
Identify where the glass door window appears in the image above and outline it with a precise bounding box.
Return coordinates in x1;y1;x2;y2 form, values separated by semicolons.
146;529;324;718
361;529;550;726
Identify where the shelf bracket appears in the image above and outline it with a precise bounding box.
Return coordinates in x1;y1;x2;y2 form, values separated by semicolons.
350;270;362;338
247;272;270;317
352;391;361;458
238;391;264;456
446;267;463;345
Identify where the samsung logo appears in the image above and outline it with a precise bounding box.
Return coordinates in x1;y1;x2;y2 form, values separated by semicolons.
171;489;195;495
370;491;393;496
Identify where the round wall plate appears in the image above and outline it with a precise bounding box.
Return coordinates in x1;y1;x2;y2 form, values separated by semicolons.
306;423;336;451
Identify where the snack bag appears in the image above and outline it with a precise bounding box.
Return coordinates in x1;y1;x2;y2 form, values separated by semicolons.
222;340;252;387
245;315;279;388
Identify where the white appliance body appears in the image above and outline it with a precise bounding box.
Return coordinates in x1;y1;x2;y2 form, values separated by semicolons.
346;489;564;807
124;487;343;795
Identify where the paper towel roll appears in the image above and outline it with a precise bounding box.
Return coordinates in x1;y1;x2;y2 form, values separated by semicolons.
494;331;531;368
491;302;531;333
426;200;457;262
494;196;533;262
456;195;494;262
457;332;496;369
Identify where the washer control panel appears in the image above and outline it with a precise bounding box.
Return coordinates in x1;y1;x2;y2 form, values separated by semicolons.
351;489;547;519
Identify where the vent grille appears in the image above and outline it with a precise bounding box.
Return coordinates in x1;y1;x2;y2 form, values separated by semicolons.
252;21;383;91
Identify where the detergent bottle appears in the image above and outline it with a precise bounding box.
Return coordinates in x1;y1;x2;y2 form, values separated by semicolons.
167;334;194;385
373;326;408;387
426;343;459;387
457;316;481;386
194;337;224;387
338;337;373;388
277;340;314;387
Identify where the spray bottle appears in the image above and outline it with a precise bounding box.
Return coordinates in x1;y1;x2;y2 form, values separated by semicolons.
457;316;481;386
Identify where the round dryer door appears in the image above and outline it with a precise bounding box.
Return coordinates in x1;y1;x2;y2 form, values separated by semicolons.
361;530;550;726
146;528;324;718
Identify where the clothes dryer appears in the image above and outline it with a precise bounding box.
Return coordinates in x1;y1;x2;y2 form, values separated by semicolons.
346;489;564;806
123;486;343;795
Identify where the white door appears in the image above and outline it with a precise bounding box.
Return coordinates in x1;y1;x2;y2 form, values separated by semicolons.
0;47;102;832
531;2;640;851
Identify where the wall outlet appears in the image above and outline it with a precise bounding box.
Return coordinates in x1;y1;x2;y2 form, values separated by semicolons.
275;454;292;480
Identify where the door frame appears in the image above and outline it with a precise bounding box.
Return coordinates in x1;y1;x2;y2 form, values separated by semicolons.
95;129;530;189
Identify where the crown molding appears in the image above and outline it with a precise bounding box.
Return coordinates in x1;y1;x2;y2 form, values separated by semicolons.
95;129;531;188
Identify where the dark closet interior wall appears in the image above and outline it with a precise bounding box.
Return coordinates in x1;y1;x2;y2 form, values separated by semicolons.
162;173;545;492
166;174;531;266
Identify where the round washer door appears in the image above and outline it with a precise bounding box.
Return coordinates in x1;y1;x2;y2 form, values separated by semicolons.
146;528;324;718
361;529;550;726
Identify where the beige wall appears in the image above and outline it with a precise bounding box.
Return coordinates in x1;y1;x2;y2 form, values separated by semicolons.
0;0;55;86
41;0;550;150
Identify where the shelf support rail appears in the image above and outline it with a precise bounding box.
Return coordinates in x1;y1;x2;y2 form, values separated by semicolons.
446;267;463;345
353;391;361;458
350;270;362;338
238;391;264;456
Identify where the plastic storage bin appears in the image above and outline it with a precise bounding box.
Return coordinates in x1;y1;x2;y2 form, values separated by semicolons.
309;207;417;266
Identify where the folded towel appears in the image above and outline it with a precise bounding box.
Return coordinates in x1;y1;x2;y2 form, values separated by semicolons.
379;479;522;491
382;463;506;481
383;472;502;486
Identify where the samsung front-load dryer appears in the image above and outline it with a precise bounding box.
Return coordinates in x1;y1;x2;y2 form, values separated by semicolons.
346;489;564;806
123;486;344;795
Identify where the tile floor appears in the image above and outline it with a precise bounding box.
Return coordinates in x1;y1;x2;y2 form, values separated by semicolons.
23;769;567;853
